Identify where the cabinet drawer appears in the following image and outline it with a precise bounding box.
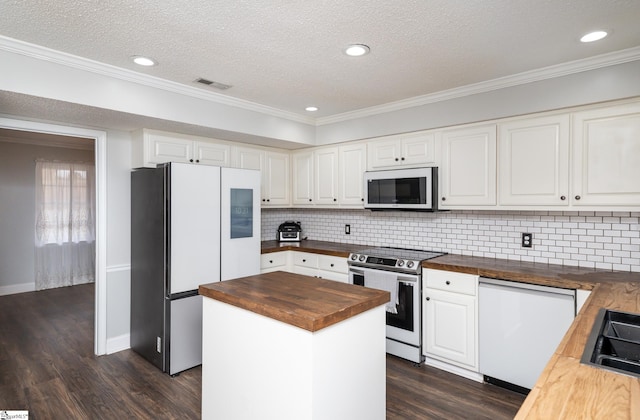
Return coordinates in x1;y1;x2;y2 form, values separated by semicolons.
317;255;348;274
424;269;478;296
291;252;318;268
260;252;288;269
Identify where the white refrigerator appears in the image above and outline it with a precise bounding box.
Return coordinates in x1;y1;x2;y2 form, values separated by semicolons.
131;162;260;375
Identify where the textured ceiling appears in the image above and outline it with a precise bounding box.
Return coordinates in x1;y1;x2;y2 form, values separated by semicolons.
1;0;640;120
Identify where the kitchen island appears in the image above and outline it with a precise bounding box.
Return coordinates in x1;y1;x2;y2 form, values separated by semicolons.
198;271;390;420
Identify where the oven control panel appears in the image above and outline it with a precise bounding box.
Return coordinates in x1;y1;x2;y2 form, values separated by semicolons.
348;252;420;272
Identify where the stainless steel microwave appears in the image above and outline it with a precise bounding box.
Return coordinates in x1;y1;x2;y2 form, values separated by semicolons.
364;167;438;211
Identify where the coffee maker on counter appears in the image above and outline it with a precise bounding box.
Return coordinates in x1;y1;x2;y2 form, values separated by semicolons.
277;221;302;242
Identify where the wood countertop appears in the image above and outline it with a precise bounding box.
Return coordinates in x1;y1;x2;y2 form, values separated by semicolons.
422;253;640;290
261;239;363;257
199;271;389;332
260;241;640;418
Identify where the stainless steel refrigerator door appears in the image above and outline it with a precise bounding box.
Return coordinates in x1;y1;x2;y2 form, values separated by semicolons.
220;167;261;281
168;294;203;375
169;163;221;294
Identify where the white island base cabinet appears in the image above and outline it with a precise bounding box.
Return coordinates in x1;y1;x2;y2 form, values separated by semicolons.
201;298;386;420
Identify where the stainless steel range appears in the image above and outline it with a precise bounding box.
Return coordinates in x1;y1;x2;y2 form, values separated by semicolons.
347;247;446;363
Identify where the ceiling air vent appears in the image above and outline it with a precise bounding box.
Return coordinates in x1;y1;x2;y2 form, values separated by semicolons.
195;78;232;90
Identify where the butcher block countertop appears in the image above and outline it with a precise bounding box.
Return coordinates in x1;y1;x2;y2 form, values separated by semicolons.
261;239;362;257
261;240;640;418
199;271;389;332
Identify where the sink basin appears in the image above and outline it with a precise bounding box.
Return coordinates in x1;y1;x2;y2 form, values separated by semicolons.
581;309;640;378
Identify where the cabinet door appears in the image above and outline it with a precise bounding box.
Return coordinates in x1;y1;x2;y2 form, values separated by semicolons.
264;151;290;206
338;143;367;206
314;147;339;205
572;102;640;207
401;133;436;166
440;125;497;207
194;142;231;166
260;251;289;273
145;132;192;165
367;138;401;169
234;147;266;202
423;288;476;369
292;151;314;205
498;115;570;206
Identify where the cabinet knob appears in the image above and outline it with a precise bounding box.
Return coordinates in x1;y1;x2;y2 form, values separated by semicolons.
333;198;337;202
560;195;566;201
426;297;430;301
269;260;273;264
575;195;581;200
309;199;312;202
330;263;334;267
189;159;194;163
442;197;446;201
361;198;364;201
446;280;450;285
267;199;270;202
395;158;399;161
262;199;266;202
196;159;200;163
401;157;405;161
302;259;306;263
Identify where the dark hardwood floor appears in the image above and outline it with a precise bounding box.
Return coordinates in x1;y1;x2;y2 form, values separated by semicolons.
0;284;524;419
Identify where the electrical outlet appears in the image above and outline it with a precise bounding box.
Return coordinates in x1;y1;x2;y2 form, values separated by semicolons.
522;232;533;248
345;224;351;235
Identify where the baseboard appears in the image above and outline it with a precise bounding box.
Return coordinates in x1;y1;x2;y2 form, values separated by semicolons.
0;282;35;296
423;355;484;383
106;333;130;355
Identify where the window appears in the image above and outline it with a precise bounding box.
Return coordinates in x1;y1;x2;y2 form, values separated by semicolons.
35;161;95;246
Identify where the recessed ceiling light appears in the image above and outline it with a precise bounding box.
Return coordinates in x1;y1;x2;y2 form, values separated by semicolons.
131;55;157;66
580;31;608;43
344;44;370;57
305;106;319;112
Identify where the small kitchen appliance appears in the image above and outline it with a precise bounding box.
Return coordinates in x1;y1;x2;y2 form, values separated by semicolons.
277;221;302;242
347;247;446;363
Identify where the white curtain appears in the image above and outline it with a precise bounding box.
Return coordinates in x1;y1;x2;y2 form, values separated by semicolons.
34;160;96;290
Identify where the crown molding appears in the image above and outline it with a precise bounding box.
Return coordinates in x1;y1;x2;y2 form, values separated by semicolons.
3;35;639;130
316;46;640;126
0;35;316;126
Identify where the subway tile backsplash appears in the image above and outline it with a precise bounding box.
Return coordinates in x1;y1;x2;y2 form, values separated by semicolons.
262;209;640;272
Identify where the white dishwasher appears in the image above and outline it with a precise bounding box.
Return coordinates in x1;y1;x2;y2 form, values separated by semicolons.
479;278;575;392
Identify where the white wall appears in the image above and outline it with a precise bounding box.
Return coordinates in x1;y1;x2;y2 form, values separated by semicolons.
262;208;640;272
0;140;94;295
104;130;132;352
316;60;640;144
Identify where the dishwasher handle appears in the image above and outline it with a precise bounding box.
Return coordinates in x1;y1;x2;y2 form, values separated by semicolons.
479;277;575;297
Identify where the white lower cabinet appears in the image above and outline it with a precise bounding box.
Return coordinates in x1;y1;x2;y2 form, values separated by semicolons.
423;269;479;373
260;252;289;273
317;255;349;283
260;251;348;282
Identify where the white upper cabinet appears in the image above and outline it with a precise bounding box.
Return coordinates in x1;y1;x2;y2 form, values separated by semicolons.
264;151;290;206
572;101;640;208
314;147;339;205
193;142;232;167
498;115;570;206
234;146;290;207
292;150;314;205
367;132;436;170
338;143;367;207
440;124;497;207
132;129;231;168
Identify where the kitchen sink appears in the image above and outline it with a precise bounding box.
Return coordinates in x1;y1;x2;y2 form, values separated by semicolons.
581;308;640;378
